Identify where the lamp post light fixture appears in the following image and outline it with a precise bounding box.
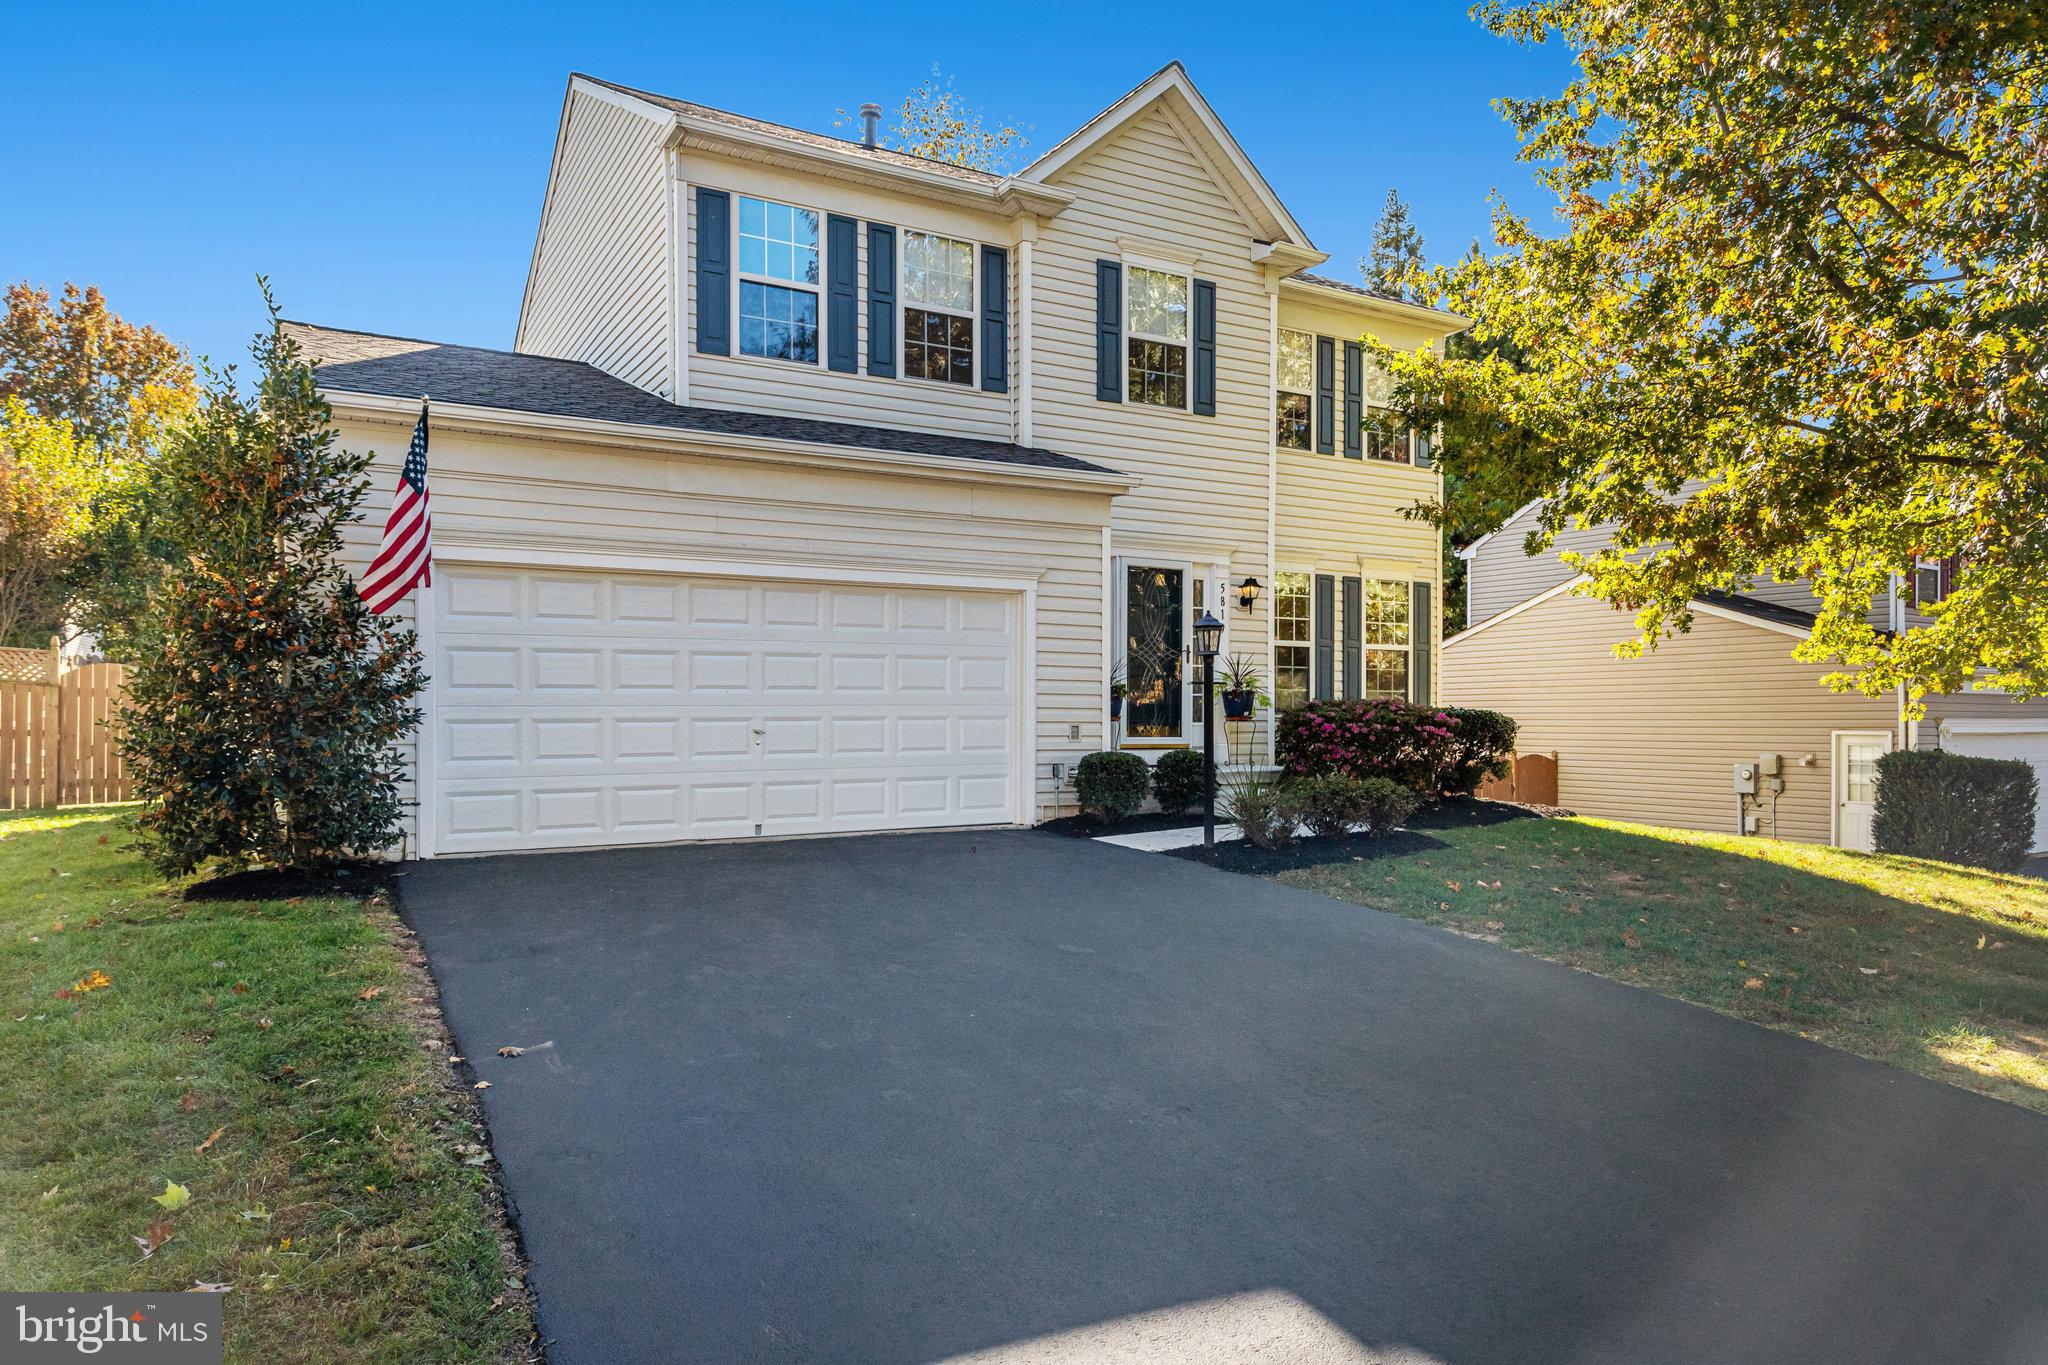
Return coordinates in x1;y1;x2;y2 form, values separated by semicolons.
1193;610;1225;849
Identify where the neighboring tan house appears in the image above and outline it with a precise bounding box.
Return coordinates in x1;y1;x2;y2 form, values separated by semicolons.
286;64;1465;858
1442;499;2048;852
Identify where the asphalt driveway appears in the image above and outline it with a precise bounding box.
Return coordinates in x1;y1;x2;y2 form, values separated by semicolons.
401;830;2048;1365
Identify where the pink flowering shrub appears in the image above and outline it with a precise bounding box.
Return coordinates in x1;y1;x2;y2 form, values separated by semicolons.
1275;700;1516;796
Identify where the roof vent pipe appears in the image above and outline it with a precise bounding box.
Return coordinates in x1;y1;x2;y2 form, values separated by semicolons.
859;102;882;150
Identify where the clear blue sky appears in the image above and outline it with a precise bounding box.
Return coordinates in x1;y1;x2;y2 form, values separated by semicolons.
3;0;1575;373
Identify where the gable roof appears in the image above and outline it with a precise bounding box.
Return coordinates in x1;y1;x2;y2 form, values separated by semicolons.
281;322;1123;480
1445;575;1816;649
1017;62;1314;249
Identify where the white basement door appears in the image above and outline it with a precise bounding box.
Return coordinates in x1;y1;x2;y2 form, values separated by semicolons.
427;565;1019;855
1940;728;2048;853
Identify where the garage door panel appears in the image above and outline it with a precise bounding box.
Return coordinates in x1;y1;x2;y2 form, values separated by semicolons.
429;567;1019;854
1942;729;2048;852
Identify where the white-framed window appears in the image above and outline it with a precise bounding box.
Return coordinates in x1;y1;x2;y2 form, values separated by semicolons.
1365;405;1419;464
902;230;976;386
736;195;821;365
1273;571;1312;710
1276;329;1314;451
1126;265;1190;408
1361;578;1411;697
1913;556;1953;608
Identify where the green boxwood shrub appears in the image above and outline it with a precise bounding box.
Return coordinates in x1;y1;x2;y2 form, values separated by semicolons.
1074;750;1149;823
1872;749;2038;871
1276;699;1517;796
1151;748;1206;814
1284;774;1420;839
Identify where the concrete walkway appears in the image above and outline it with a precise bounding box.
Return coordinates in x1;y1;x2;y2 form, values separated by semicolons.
401;829;2048;1365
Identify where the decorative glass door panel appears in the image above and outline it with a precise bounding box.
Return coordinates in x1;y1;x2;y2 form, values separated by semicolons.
1125;565;1185;739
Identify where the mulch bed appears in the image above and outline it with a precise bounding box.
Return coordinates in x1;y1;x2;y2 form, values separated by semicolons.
183;859;397;903
1036;810;1208;839
1166;799;1556;875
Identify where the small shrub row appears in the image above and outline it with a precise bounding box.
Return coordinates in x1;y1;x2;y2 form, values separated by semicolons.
1073;747;1213;822
1223;772;1419;850
1276;699;1517;797
1873;749;2038;872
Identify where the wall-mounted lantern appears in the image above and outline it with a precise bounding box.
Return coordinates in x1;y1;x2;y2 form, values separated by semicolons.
1236;577;1262;613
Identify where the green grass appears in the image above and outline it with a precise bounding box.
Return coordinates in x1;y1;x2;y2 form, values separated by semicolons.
1282;812;2048;1113
0;807;531;1361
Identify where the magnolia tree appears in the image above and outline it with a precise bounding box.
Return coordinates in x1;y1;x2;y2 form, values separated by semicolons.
1372;0;2047;703
121;288;424;873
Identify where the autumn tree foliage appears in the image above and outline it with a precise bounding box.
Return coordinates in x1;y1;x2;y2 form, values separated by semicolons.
842;67;1030;173
0;282;200;653
1373;1;2048;702
121;290;424;873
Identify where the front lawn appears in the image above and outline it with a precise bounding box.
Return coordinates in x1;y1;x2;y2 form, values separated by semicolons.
1277;805;2048;1114
0;806;532;1361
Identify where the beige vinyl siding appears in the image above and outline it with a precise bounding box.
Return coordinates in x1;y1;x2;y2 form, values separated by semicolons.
335;410;1114;849
517;89;672;395
1028;101;1275;745
1441;588;1897;845
680;157;1016;442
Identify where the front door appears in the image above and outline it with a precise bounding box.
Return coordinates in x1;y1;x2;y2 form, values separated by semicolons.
1833;731;1891;852
1123;563;1185;742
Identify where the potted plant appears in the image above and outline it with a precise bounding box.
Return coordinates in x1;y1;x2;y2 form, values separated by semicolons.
1109;658;1127;721
1220;654;1267;721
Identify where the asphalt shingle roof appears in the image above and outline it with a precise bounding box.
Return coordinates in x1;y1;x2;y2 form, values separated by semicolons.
577;73;1006;188
280;322;1119;477
1287;271;1413;306
1694;589;1818;632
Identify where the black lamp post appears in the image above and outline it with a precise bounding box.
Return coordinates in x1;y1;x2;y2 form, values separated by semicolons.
1193;610;1224;848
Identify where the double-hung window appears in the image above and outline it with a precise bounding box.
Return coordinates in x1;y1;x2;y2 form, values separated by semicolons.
1276;330;1314;451
1273;572;1312;710
902;231;975;385
1361;579;1412;697
737;196;821;365
1365;405;1420;464
1126;266;1189;408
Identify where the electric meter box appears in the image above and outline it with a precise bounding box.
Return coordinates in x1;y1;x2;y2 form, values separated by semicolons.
1732;761;1760;794
1758;752;1782;776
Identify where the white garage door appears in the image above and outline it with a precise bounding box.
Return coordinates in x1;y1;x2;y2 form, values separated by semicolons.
426;565;1019;855
1940;728;2048;852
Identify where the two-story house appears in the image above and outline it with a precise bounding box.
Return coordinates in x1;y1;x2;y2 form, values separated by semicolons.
287;63;1464;858
1442;500;2048;853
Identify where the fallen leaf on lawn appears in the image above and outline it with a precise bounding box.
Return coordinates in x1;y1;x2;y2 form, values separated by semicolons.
231;982;247;994
153;1180;192;1211
1621;929;1643;950
463;1153;491;1166
41;1186;59;1201
1858;967;1879;976
212;960;226;970
1992;941;2008;951
191;1281;231;1294
278;1236;293;1251
358;986;383;1001
1977;935;1987;950
237;1208;271;1222
134;1221;174;1260
53;988;72;1001
497;1046;524;1057
473;1080;491;1090
1743;978;1764;990
258;1018;272;1030
294;1077;319;1089
1445;880;1462;892
178;1092;200;1112
194;1126;226;1155
96;834;108;845
1484;920;1505;932
448;1056;464;1065
1564;903;1582;915
421;1038;443;1051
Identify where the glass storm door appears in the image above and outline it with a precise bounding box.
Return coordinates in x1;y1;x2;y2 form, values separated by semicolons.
1124;564;1185;740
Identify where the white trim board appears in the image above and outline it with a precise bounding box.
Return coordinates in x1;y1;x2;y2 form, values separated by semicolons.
1443;575;1814;647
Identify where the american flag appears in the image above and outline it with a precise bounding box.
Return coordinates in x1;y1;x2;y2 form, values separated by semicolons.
359;401;432;615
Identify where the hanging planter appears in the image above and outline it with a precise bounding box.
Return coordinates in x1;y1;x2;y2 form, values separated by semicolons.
1220;653;1267;723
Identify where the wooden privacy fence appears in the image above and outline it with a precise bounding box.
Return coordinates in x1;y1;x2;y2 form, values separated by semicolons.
1477;751;1560;807
0;641;133;809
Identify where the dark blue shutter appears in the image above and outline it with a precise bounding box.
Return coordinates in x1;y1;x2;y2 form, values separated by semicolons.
1096;260;1122;403
980;244;1009;394
1192;278;1217;416
826;214;857;374
1315;335;1336;454
1411;582;1433;703
695;187;730;356
1314;574;1336;701
866;223;896;377
1342;576;1362;699
1342;341;1363;459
